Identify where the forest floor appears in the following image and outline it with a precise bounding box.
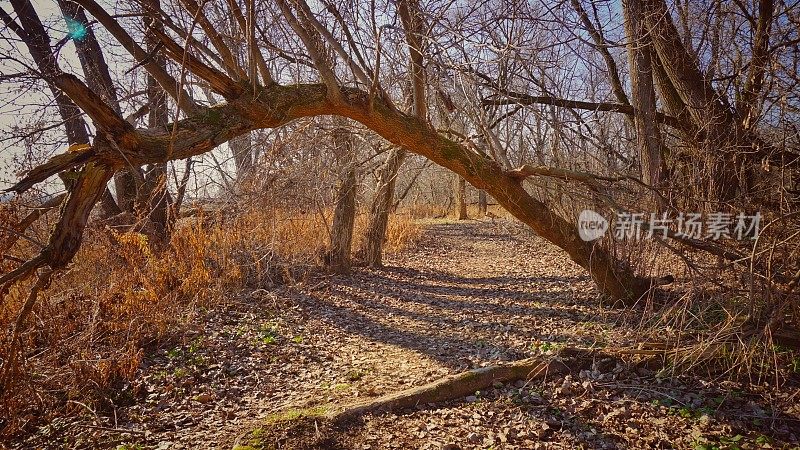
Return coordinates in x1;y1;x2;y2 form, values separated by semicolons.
21;220;800;449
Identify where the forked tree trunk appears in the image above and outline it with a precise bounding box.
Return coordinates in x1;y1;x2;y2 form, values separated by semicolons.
11;0;121;217
454;175;467;220
328;127;358;274
63;0;139;213
634;0;747;201
361;148;405;267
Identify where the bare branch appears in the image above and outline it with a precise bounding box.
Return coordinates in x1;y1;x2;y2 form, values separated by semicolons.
483;94;688;132
293;0;372;86
74;0;200;115
150;26;242;99
275;0;341;101
176;0;247;79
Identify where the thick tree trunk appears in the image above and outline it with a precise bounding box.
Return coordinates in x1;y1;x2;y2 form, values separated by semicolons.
113;171;139;213
636;0;747;201
454;175;467;220
361;148;405;267
327;126;358;274
138;164;172;241
329;166;357;273
650;48;693;135
13;78;658;302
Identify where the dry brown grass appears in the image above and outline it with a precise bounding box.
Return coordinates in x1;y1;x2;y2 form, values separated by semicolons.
0;203;420;438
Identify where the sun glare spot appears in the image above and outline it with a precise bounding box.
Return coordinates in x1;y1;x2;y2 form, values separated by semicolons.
65;17;87;41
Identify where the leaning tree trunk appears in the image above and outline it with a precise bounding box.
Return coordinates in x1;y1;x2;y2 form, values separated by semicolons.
327;125;358;274
4;0;666;306
361;148;405;267
454;175;467;220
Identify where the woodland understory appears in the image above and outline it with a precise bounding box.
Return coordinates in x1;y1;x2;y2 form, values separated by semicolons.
0;0;799;447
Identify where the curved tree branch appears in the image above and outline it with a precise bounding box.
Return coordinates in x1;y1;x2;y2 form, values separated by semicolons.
6;77;655;302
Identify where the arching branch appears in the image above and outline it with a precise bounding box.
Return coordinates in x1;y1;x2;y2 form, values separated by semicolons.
5;80;656;303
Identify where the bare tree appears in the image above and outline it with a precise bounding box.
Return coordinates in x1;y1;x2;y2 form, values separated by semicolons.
0;0;661;304
9;0;797;317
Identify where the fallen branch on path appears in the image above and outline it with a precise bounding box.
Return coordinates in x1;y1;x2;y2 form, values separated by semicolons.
326;353;569;424
238;349;592;440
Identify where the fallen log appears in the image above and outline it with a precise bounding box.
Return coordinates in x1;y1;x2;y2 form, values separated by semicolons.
326;355;564;424
232;349;594;450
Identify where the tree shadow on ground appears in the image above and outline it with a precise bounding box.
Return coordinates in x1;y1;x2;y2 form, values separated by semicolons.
286;263;620;369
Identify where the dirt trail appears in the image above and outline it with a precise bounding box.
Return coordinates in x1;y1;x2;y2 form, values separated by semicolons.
29;220;799;449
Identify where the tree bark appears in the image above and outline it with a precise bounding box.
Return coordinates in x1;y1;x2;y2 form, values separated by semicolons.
58;0;141;214
637;0;745;201
361;149;405;267
7;0;663;306
478;190;488;215
229;132;253;181
328;126;358;274
6;0;120;217
623;0;667;189
10;77;657;302
454;175;467;220
139;0;173;242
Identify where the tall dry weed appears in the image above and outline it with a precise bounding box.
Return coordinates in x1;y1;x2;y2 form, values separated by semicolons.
0;203;419;437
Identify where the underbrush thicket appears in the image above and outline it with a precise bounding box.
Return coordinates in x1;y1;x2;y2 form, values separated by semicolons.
528;175;800;382
0;201;419;438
